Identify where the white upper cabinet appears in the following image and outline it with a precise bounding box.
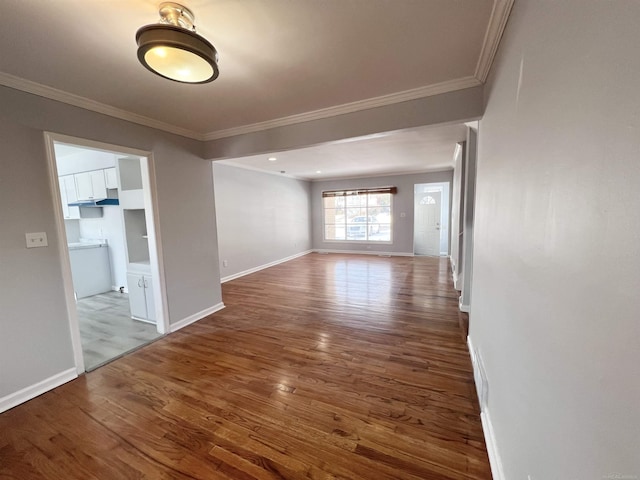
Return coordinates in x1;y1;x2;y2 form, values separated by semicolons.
74;172;92;200
104;167;118;189
61;175;78;203
75;170;107;200
59;175;80;219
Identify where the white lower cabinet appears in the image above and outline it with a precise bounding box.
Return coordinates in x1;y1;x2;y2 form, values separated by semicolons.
127;272;155;323
69;245;112;299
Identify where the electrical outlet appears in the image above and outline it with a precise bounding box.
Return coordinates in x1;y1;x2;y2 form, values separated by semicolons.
25;232;48;248
223;260;228;267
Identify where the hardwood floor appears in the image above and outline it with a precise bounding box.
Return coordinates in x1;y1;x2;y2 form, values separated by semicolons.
0;253;490;479
77;291;162;371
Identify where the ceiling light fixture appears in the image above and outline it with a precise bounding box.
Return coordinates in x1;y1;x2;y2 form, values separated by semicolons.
268;157;277;161
136;2;219;84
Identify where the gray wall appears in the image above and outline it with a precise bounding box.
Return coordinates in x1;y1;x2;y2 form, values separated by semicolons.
311;171;453;254
470;1;640;478
0;86;222;399
213;164;311;278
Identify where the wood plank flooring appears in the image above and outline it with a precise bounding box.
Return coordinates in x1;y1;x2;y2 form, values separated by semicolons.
76;291;162;370
0;253;490;479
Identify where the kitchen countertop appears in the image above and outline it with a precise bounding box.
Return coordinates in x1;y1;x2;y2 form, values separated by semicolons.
68;240;107;250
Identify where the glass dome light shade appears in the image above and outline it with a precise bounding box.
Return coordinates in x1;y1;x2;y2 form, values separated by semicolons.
136;24;219;84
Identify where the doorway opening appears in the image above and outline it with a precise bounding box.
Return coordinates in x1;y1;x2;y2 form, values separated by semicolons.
45;133;167;373
413;182;450;256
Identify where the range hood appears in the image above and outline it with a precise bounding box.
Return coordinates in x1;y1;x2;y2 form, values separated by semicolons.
68;198;120;207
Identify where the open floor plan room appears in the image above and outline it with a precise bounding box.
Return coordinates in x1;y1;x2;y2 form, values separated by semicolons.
0;254;489;479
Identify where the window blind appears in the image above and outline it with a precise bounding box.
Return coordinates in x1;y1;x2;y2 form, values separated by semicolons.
322;186;397;198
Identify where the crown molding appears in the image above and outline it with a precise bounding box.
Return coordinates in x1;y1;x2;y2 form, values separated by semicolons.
475;0;515;83
203;0;514;143
214;159;306;181
0;72;204;141
0;0;512;146
310;166;454;183
216;159;454;183
202;76;482;141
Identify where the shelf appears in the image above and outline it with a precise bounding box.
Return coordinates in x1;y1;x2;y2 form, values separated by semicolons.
123;209;150;264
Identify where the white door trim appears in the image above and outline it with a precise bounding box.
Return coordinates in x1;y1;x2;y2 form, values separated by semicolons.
413;182;451;257
43;132;169;373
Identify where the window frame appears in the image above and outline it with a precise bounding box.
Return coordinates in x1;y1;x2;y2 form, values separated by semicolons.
322;187;396;244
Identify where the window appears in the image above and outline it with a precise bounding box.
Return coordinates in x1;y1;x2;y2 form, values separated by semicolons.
323;187;396;242
420;195;437;205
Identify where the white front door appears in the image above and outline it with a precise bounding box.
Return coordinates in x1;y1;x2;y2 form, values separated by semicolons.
414;191;441;255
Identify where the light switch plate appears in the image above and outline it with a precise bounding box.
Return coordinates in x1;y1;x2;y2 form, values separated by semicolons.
25;232;48;248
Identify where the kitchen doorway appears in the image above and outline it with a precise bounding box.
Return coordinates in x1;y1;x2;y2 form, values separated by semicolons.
45;133;167;373
414;182;450;256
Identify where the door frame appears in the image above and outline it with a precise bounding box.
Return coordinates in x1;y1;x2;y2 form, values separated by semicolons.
44;132;169;374
413;182;451;256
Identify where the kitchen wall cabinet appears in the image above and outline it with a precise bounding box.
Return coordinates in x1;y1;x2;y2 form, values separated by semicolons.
127;272;155;323
75;170;107;200
104;167;118;189
59;175;80;219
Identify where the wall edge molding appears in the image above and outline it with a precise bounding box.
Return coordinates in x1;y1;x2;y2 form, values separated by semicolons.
474;0;515;82
0;368;77;414
467;335;505;480
170;302;226;333
459;296;470;312
221;250;313;283
203;77;482;141
214;160;307;181
453;274;462;291
310;166;454;183
0;72;204;141
481;409;506;480
0;69;488;145
314;249;414;257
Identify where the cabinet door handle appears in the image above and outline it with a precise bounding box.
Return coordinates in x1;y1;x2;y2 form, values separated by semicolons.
138;279;143;288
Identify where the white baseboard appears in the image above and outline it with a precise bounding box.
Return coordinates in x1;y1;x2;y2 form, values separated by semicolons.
459;296;469;312
220;250;312;283
169;302;225;333
0;367;77;413
481;409;505;480
467;335;505;480
467;335;476;365
313;249;414;257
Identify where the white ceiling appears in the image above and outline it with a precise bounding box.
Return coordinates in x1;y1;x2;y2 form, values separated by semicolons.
0;1;509;179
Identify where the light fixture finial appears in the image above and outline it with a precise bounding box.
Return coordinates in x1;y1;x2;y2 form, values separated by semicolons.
158;2;195;30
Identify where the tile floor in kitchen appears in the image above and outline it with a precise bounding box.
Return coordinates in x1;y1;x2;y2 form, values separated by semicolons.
76;291;162;370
